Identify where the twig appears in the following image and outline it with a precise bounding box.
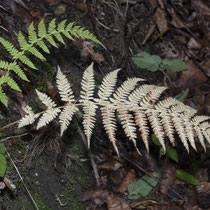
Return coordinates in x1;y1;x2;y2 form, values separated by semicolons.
77;126;100;186
0;133;29;143
5;148;39;210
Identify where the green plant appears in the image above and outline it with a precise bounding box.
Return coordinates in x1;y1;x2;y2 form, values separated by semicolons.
131;51;187;72
128;173;160;199
17;63;210;155
0;19;102;106
0;143;6;177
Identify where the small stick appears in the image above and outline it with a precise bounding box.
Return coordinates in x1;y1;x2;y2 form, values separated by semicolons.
77;126;100;186
0;133;29;143
5;148;39;210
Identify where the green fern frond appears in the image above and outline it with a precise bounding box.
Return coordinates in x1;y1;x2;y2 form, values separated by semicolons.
0;86;7;107
8;62;29;81
54;33;65;45
0;37;19;57
36;40;50;53
3;75;21;92
38;19;47;38
28;23;37;44
18;32;29;50
27;46;45;60
48;18;56;34
0;19;102;106
18;54;37;69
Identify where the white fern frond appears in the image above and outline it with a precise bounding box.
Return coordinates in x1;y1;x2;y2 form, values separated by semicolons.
172;116;189;152
56;67;75;103
18;105;39;128
82;102;97;148
59;105;78;135
129;85;156;104
134;111;150;152
101;102;118;154
113;78;144;102
37;108;60;129
36;90;56;108
98;69;120;101
147;110;166;152
80;63;95;102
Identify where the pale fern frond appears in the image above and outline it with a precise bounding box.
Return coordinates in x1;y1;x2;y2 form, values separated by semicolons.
18;64;210;155
80;63;95;102
36;90;56;108
134;111;150;152
147;110;166;152
113;78;144;103
98;69;120;101
56;67;75;103
129;85;156;104
82;102;97;148
59;105;78;135
37;108;60;129
18;105;39;128
101;102;118;154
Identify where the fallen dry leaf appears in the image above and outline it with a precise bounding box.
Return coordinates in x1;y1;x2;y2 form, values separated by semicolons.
159;163;176;195
196;168;208;182
83;188;110;206
97;158;122;171
75;2;94;13
187;38;201;50
110;170;124;184
173;60;207;90
106;193;131;210
116;169;137;193
192;0;210;17
11;1;33;26
0;182;6;191
45;0;61;6
3;176;16;191
169;7;185;29
196;182;210;194
201;58;210;77
81;41;104;64
130;200;157;209
154;7;168;36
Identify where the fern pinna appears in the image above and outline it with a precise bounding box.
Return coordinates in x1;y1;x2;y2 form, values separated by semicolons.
19;63;210;155
0;19;102;107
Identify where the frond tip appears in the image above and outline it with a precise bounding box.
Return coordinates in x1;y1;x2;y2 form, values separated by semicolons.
18;64;210;155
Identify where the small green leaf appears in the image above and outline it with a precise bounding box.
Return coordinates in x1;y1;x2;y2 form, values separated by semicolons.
0;153;6;177
162;59;187;72
132;52;162;72
0;143;5;154
166;146;179;163
175;88;189;103
128;175;158;199
152;134;161;147
160;147;166;158
176;169;199;185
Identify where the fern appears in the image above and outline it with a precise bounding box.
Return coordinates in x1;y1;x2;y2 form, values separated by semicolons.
18;63;210;155
0;19;102;107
